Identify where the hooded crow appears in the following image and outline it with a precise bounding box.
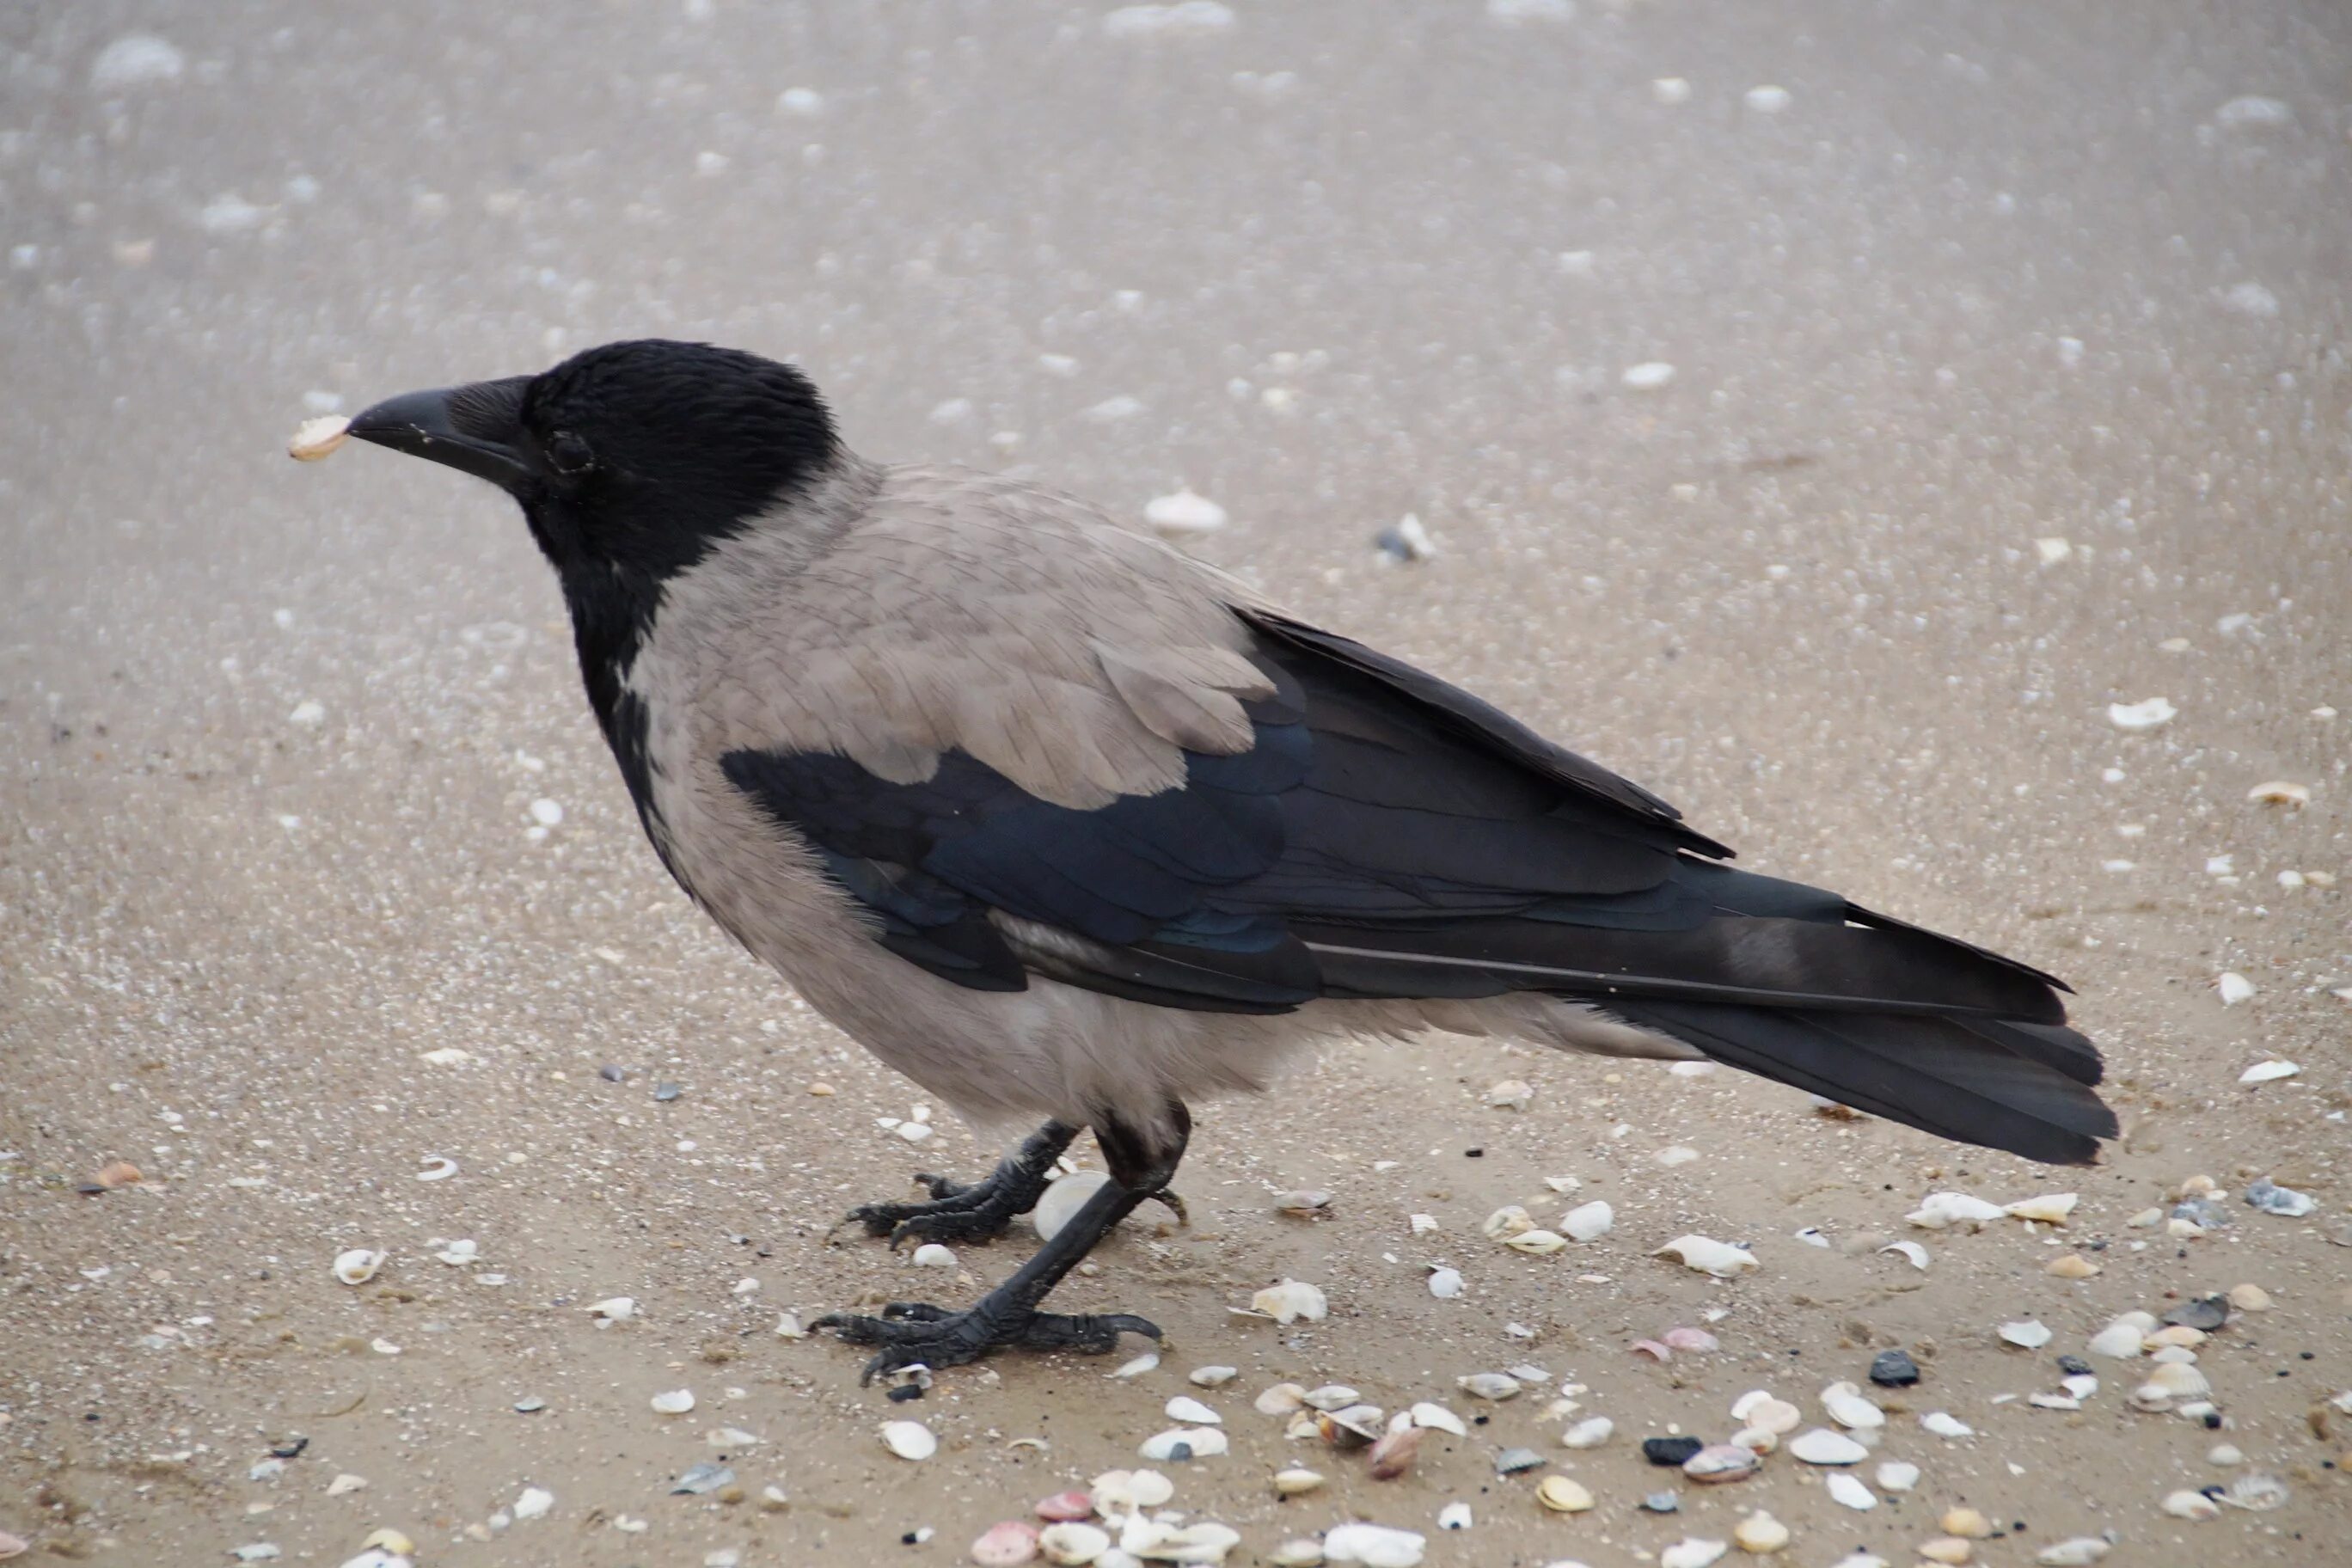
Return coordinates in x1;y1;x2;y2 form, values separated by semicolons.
326;338;2115;1381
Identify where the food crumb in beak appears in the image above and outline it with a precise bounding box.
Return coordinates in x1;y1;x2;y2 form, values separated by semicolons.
288;414;351;461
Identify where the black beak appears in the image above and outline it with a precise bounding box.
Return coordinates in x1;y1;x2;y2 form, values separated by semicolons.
348;376;535;493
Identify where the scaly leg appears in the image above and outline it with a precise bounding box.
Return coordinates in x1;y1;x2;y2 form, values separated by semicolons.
816;1103;1189;1382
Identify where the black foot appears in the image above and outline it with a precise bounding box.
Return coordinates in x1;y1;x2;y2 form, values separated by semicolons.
840;1167;1046;1249
812;1301;1162;1384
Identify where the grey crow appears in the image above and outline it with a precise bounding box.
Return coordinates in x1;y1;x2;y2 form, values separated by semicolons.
325;339;2115;1381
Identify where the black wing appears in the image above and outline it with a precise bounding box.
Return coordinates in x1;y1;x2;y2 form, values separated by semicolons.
721;610;2112;1163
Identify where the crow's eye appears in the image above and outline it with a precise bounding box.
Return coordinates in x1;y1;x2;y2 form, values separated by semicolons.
545;429;595;476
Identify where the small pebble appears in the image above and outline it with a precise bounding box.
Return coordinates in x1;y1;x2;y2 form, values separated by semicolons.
1733;1510;1790;1553
1426;1268;1464;1300
1643;1491;1682;1513
1869;1351;1920;1387
1645;1435;1706;1467
650;1389;695;1415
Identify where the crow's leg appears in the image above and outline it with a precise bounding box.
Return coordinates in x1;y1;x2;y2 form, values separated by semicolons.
815;1103;1188;1382
837;1119;1080;1248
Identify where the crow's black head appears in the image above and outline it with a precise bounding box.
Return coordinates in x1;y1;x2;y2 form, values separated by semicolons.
348;339;838;582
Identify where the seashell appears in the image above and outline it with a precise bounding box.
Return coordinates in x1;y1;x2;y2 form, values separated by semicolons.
1409;1213;1439;1234
1456;1371;1522;1400
1494;1447;1544;1475
1683;1444;1760;1484
1095;1467;1176;1514
1435;1502;1472;1531
1320;1522;1426;1567
1788;1428;1868;1465
1632;1338;1675;1362
2149;1344;2199;1365
910;1242;956;1268
1907;1192;2005;1229
1654;1235;1759;1277
1665;1541;1740;1568
1366;1425;1422;1480
1749;1397;1803;1435
1267;1540;1325;1568
2220;1473;2288;1510
1504;1228;1568;1254
1035;1491;1095;1523
1138;1426;1227;1461
2086;1322;2144;1358
2004;1193;2077;1224
2161;1296;2227;1330
1535;1474;1595;1513
1039;1522;1113;1565
1733;1510;1790;1553
2107;696;2176;731
1255;1382;1307;1415
1408;1401;1467;1436
650;1389;695;1415
2237;1057;2298;1083
586;1295;635;1321
1917;1540;1972;1565
1793;1226;1831;1247
1302;1385;1362;1412
1732;1389;1775;1421
1875;1461;1919;1491
332;1248;384;1285
326;1473;367;1496
1165;1396;1222;1426
1561;1415;1614;1449
1277;1190;1333;1218
971;1521;1041;1567
2034;1537;2112;1565
1731;1425;1778;1454
1315;1405;1385;1447
2030;1393;2079;1411
1143;489;1228;535
1188;1365;1238;1387
1111;1352;1161;1380
1034;1171;1113;1240
1119;1519;1239;1562
1920;1411;1975;1437
1660;1540;1728;1568
1561;1200;1614;1240
881;1420;937;1461
2000;1320;2053;1350
1485;1078;1534;1109
1656;1144;1701;1167
2062;1374;2099;1399
1425;1268;1463;1299
1250;1279;1327;1325
2215;972;2256;1007
1664;1327;1720;1352
1941;1508;1994;1539
414;1155;457;1182
432;1239;477;1266
2245;1177;2316;1216
1820;1381;1884;1430
2045;1253;2099;1278
2162;1490;2221;1521
359;1528;415;1555
2226;1283;2273;1312
1482;1205;1535;1240
288;415;352;461
512;1485;554;1520
1825;1473;1876;1510
1283;1411;1321;1441
1271;1467;1325;1497
2246;780;2311;808
2208;1443;2245;1466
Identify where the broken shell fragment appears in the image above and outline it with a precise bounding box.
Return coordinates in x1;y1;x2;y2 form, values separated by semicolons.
1561;1200;1614;1240
2220;1473;2288;1510
1250;1279;1327;1325
1535;1473;1595;1513
1365;1424;1422;1479
1660;1540;1728;1568
1455;1371;1522;1400
1824;1473;1876;1510
1482;1205;1535;1240
1655;1235;1759;1277
2246;780;2311;807
288;415;352;461
2045;1253;2099;1279
650;1389;695;1415
2000;1320;2054;1350
2215;972;2256;1007
1255;1383;1308;1415
1407;1401;1467;1436
332;1249;384;1285
1561;1415;1614;1449
1664;1326;1719;1352
2162;1490;2221;1521
1877;1241;1930;1270
881;1420;937;1461
2004;1193;2077;1224
1920;1411;1975;1437
1876;1461;1920;1491
585;1295;636;1321
2108;696;2176;731
2237;1058;2296;1085
1907;1192;2005;1229
2034;1536;2112;1565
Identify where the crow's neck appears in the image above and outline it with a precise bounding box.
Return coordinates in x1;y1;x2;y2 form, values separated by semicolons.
560;559;665;822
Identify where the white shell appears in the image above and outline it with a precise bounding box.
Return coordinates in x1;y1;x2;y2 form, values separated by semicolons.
1249;1279;1327;1324
2238;1057;2298;1082
1504;1228;1567;1254
1659;1540;1728;1568
1788;1428;1868;1465
1137;1425;1227;1460
1409;1401;1467;1436
1485;1078;1534;1109
1090;1468;1174;1511
2086;1321;2145;1358
1111;1352;1161;1380
332;1249;384;1285
2162;1490;2221;1521
2246;780;2312;807
1654;1235;1759;1277
1733;1511;1790;1553
288;415;352;461
1456;1371;1522;1400
511;1486;554;1520
1820;1381;1884;1430
1731;1425;1778;1454
1033;1171;1113;1240
2033;1538;2111;1565
1039;1522;1113;1565
910;1243;956;1268
1254;1383;1307;1415
1744;1398;1801;1435
432;1239;477;1265
326;1473;368;1496
1164;1396;1222;1425
2003;1193;2077;1223
1267;1540;1325;1568
1482;1204;1535;1240
1920;1411;1975;1437
2063;1375;2099;1400
414;1155;458;1182
881;1420;937;1461
1878;1241;1931;1270
1189;1366;1238;1387
1321;1522;1426;1567
2107;696;2177;731
2215;972;2256;1006
1876;1461;1920;1492
2220;1473;2289;1510
586;1295;636;1321
1435;1502;1472;1531
1561;1200;1614;1240
1906;1192;2005;1229
650;1389;695;1415
1426;1268;1463;1299
1143;489;1228;534
1302;1384;1361;1411
1683;1443;1759;1482
1560;1415;1613;1449
1825;1473;1877;1510
2000;1320;2054;1350
1271;1467;1326;1498
1118;1520;1238;1562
